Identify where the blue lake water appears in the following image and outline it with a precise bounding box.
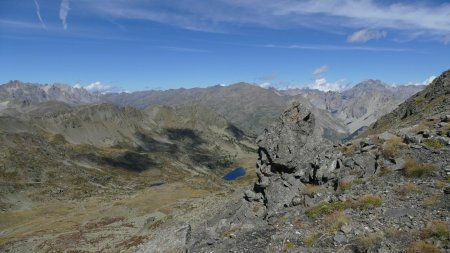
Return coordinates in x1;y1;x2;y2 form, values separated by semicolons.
223;167;246;181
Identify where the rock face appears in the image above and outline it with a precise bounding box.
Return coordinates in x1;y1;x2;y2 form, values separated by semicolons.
282;80;424;134
248;102;342;214
364;68;450;136
184;95;449;252
0;80;100;107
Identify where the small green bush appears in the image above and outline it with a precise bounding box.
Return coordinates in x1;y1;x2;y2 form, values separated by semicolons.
421;220;450;239
422;139;444;149
283;240;296;251
306;201;346;219
354;194;383;209
304;233;318;247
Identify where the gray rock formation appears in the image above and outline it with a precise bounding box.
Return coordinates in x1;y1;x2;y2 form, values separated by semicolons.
246;102;343;215
185;101;449;252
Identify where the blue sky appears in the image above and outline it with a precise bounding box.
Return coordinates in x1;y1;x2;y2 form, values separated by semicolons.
0;0;449;92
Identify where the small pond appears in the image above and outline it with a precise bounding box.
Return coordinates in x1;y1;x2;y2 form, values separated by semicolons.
223;167;246;181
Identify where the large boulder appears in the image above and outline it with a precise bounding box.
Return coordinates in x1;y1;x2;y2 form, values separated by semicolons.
249;102;343;214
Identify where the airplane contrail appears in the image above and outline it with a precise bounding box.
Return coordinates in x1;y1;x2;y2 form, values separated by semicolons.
33;0;46;28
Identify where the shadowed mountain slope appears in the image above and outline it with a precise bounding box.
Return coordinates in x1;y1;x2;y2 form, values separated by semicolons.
103;83;349;141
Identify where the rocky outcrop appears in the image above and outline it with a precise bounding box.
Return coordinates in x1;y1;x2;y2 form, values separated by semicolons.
184;100;449;253
245;102;344;214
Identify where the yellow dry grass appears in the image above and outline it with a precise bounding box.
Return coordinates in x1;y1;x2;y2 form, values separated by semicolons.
382;135;406;159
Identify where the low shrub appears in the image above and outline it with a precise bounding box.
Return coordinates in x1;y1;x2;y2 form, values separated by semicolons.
338;179;352;192
283;240;296;251
340;145;355;156
306;201;346;219
322;211;350;233
304;232;318;247
353;194;383;209
406;240;440;253
404;158;435;177
421;220;450;239
423;194;440;208
397;183;418;195
354;233;383;252
422;139;444;149
303;184;324;197
378;166;393;177
382;136;406;158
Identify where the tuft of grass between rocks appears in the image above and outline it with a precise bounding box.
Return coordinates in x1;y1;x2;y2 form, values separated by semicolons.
404;158;435;177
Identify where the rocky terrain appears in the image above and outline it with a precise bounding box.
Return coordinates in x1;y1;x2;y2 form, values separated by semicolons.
103;80;423;139
0;80;100;110
364;70;450;137
0;101;258;252
284;80;424;134
138;70;449;252
1;79;424;142
103;83;349;141
0;73;444;253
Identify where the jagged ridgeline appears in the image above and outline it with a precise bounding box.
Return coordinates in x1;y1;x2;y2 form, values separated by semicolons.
0;71;446;252
169;70;450;252
1;80;424;142
103;83;350;141
363;68;450;136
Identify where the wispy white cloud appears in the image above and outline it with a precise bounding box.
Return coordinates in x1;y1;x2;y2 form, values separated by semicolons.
312;65;329;77
271;0;450;39
263;44;411;52
59;0;70;30
0;19;42;29
33;0;46;29
156;46;210;53
80;0;450;43
75;81;118;94
396;75;437;87
347;29;386;43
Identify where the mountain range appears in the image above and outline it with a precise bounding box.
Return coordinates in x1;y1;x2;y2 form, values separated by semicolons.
0;79;424;140
179;68;450;253
0;70;448;253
